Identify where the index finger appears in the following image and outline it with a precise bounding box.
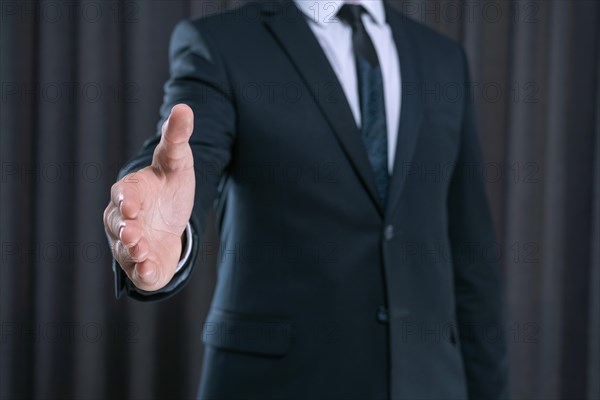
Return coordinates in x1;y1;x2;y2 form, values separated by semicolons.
111;172;148;219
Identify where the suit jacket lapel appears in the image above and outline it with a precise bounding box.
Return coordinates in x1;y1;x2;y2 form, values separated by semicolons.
384;3;425;218
262;0;384;215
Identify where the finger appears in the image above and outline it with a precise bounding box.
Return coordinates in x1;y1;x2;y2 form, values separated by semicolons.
103;204;124;241
111;174;147;219
119;236;150;265
154;104;194;172
113;240;134;272
128;236;150;263
132;258;160;290
114;235;149;266
119;219;143;247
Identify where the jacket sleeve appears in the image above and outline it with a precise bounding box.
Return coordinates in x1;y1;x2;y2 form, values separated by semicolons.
447;46;509;399
112;19;236;301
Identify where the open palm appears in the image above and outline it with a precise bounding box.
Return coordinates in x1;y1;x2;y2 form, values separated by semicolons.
103;104;195;291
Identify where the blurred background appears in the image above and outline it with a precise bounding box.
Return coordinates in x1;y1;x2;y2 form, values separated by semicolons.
1;0;599;399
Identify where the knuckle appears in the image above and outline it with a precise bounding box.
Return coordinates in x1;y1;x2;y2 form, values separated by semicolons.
112;210;123;233
112;242;124;262
127;240;143;260
104;206;122;237
120;225;131;244
110;181;120;195
112;240;122;258
110;182;123;204
121;243;134;263
115;241;129;262
103;205;112;227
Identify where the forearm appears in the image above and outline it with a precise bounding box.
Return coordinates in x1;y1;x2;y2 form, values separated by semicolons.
110;19;235;301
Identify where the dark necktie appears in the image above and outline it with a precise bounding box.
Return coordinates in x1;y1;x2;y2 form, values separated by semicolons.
337;4;389;204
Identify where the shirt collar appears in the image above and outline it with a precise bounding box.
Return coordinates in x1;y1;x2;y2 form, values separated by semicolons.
294;0;386;26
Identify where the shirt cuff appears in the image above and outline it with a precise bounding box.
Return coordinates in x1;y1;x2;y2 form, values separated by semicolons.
175;222;193;273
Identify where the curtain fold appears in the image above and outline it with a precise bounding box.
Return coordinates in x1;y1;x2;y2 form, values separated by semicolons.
1;1;598;398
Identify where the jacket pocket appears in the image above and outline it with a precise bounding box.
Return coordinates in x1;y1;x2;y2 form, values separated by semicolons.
202;308;292;357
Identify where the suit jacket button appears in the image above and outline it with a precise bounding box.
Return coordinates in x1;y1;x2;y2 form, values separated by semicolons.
384;225;394;241
377;306;389;323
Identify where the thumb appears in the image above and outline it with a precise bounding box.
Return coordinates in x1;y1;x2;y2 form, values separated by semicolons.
153;104;194;172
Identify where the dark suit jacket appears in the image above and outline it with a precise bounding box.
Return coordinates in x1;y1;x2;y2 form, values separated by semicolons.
112;1;508;398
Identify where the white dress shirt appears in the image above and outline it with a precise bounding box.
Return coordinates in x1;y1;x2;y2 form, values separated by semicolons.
178;0;401;272
294;0;401;173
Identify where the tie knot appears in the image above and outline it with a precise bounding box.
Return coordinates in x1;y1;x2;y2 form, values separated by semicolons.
337;4;366;27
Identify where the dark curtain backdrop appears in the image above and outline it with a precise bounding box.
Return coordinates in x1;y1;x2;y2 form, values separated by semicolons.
1;0;599;399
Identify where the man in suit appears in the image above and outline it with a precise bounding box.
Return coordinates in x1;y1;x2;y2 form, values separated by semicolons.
103;0;508;398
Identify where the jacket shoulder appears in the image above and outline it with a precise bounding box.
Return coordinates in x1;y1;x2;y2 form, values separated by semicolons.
185;2;265;32
387;6;467;77
388;6;460;47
